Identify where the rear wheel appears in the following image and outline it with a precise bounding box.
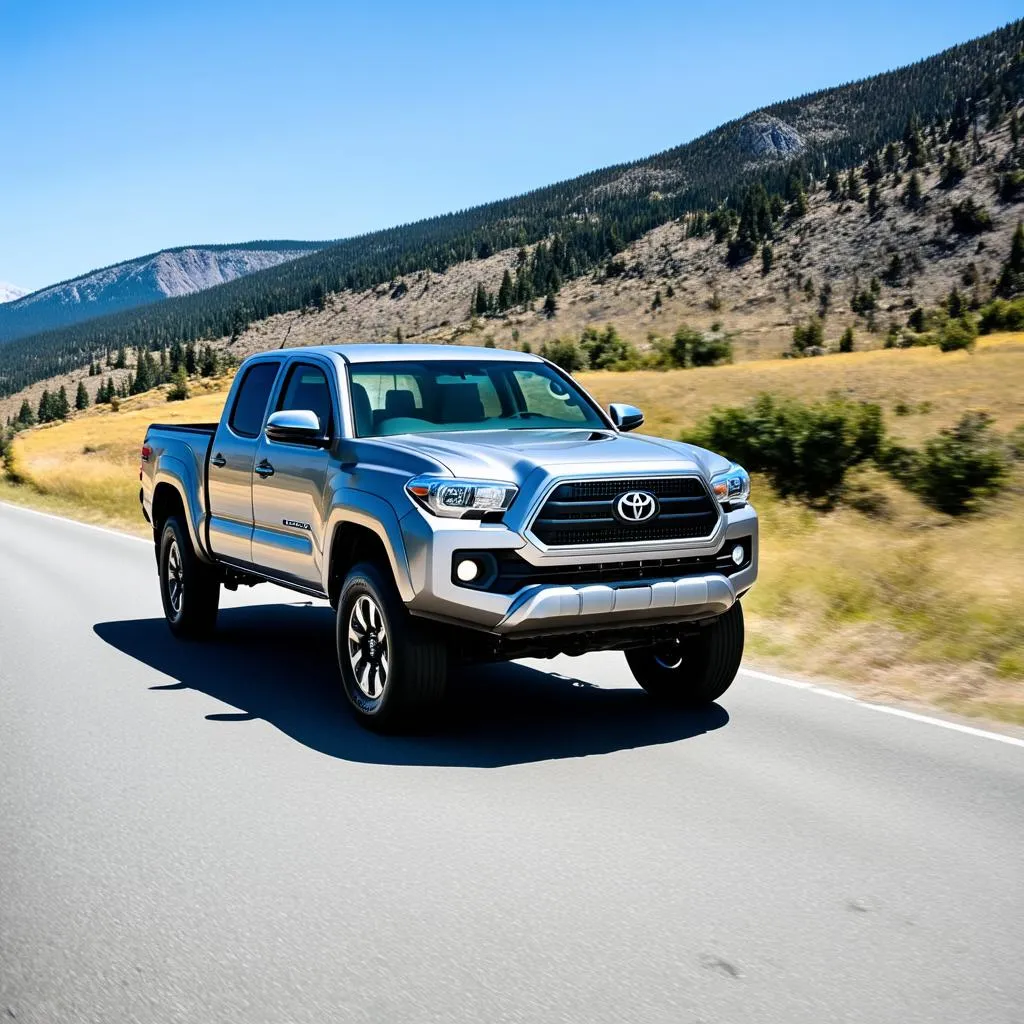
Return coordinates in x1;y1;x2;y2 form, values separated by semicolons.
158;515;220;639
626;602;744;706
336;561;447;732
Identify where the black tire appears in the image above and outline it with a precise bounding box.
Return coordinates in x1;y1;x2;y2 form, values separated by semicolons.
336;561;447;732
625;602;744;706
158;515;220;639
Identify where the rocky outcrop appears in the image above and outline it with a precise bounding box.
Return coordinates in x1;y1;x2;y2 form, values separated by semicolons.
738;116;805;159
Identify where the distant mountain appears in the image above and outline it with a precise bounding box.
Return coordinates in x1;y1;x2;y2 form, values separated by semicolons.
0;283;28;304
0;242;326;344
0;18;1022;398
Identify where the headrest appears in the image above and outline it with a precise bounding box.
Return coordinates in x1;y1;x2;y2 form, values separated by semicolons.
439;382;485;423
384;389;417;419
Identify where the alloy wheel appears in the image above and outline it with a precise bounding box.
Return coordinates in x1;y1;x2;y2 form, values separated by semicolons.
347;594;390;698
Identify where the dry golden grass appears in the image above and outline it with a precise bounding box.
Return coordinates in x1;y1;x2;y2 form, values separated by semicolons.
4;341;1023;723
6;378;230;530
578;334;1024;445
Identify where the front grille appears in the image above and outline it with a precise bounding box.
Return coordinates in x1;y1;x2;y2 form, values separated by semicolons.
529;476;719;546
468;540;751;595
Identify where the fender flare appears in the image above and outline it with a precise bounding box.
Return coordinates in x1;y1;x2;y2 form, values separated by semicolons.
153;457;212;563
322;490;414;602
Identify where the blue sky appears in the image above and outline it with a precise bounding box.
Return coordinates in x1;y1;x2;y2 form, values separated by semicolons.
1;1;1020;292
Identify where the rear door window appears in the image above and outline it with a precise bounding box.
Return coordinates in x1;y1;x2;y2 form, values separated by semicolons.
229;361;281;438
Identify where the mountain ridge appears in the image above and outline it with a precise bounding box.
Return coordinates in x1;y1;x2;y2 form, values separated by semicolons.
0;241;327;345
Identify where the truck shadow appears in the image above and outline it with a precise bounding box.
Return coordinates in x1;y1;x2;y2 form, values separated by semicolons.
93;603;728;767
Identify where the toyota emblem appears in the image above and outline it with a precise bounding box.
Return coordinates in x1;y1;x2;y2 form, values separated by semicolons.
614;490;658;523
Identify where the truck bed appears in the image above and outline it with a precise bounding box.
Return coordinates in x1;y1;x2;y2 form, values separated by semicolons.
147;423;219;435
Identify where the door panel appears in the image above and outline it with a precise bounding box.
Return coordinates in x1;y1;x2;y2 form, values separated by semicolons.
251;361;336;588
207;360;282;565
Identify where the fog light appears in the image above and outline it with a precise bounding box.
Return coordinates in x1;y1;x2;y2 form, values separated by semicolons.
456;559;480;583
731;544;745;566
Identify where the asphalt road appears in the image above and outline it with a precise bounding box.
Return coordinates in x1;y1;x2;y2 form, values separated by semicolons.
1;501;1022;1024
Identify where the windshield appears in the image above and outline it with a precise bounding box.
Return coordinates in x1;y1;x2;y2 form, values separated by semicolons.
347;359;607;437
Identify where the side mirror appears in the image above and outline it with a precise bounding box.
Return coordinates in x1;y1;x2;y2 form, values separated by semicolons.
608;403;644;432
265;409;329;446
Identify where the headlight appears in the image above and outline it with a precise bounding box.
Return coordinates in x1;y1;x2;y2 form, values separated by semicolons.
406;475;518;518
710;464;750;506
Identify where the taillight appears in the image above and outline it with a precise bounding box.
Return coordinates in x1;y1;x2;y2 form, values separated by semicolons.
140;444;152;462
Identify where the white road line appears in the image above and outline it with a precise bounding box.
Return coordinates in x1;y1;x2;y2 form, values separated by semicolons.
0;500;149;544
740;667;1024;749
3;499;1023;750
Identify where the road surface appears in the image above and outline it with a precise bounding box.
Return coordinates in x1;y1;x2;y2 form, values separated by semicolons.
1;501;1022;1024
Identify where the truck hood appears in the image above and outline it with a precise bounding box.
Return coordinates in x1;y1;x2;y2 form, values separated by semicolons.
384;428;732;485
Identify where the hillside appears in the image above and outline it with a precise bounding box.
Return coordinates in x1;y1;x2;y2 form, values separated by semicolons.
0;18;1021;399
0;283;27;304
0;241;326;345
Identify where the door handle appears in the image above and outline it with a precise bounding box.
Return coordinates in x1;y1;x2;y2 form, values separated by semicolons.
210;453;227;468
255;459;275;479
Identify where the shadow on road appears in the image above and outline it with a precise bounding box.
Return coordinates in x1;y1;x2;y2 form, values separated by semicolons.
93;603;728;767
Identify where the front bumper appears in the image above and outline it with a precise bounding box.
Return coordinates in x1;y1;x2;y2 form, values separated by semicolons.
495;571;738;635
400;502;758;636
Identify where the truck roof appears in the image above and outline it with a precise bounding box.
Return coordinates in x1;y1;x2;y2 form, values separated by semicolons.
266;343;542;364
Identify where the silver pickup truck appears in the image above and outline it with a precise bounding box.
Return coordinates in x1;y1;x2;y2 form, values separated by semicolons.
141;344;757;730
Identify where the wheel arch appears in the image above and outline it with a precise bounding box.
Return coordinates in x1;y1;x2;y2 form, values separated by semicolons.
326;515;413;608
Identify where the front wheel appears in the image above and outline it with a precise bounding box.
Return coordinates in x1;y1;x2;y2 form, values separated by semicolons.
626;602;744;706
158;516;220;639
336;561;447;732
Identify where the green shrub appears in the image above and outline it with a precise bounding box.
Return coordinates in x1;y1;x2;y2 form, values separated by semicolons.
938;315;977;352
910;412;1008;515
978;297;1024;333
792;318;824;353
687;394;884;508
689;333;733;367
579;324;636;370
538;338;586;373
838;326;854;353
950;198;993;235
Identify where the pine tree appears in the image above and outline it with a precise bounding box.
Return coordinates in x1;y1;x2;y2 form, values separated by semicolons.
867;184;884;217
170;341;185;374
940;144;966;187
497;270;514;311
167;367;189;402
761;243;774;275
200;345;218;377
904;171;924;210
37;390;52;423
16;400;35;427
473;283;491;317
846;168;863;202
996;222;1024;298
75;381;89;411
839;326;855;353
903;114;927;169
883;142;900;176
114;346;127;369
826;169;841;199
131;348;156;394
864;154;883;184
185;342;198;376
54;386;70;420
543;292;557;318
